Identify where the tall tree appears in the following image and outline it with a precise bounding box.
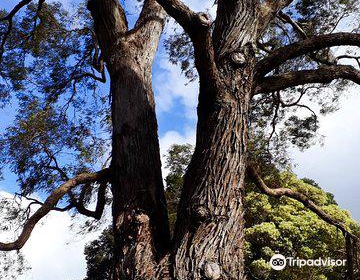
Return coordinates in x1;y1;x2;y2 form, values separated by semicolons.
152;0;360;279
0;0;360;279
87;1;171;278
0;0;170;279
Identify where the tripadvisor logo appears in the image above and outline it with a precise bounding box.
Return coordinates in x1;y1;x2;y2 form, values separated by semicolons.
270;254;347;270
270;254;286;270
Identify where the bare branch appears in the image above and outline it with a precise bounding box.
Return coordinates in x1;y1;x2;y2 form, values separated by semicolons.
75;72;106;83
246;165;357;240
0;168;110;251
336;55;360;68
16;193;74;212
257;0;294;36
254;65;360;94
256;32;360;78
277;11;307;38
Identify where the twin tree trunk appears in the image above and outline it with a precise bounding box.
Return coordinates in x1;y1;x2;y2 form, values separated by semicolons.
89;0;256;279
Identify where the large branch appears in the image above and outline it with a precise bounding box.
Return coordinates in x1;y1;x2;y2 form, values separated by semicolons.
0;168;110;251
87;0;128;60
246;165;357;239
154;0;208;36
257;0;294;36
256;32;360;78
134;0;166;31
254;65;360;94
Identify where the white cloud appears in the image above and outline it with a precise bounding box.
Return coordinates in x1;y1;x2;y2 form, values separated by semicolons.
291;85;360;221
154;58;198;119
182;0;217;16
159;128;196;178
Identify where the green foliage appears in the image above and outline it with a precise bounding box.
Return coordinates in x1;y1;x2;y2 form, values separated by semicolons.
0;2;111;198
245;172;359;280
83;227;114;280
164;144;194;231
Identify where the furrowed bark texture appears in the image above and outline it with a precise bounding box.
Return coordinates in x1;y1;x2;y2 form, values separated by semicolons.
88;1;170;279
171;2;258;279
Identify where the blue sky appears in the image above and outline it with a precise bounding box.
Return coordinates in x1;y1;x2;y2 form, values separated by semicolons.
0;0;359;279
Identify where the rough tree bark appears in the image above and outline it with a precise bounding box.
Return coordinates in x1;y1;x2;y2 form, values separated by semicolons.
162;1;259;279
87;0;170;279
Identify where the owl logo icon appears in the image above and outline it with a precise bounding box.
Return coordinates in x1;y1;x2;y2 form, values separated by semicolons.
270;254;286;270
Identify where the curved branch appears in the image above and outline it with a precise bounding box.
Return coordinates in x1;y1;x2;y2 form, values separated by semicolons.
254;65;360;94
256;32;360;78
74;181;108;220
246;165;357;239
336;55;360;68
0;0;33;22
277;11;336;66
154;0;209;36
0;168;110;251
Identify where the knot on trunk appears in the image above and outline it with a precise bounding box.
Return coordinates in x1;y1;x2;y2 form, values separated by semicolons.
197;12;211;26
192;205;210;223
230;52;246;66
135;213;150;224
203;261;221;280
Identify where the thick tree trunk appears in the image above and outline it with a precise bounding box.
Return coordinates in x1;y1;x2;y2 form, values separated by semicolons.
110;53;170;279
172;49;256;280
110;15;171;280
89;0;258;279
171;3;258;278
88;1;170;279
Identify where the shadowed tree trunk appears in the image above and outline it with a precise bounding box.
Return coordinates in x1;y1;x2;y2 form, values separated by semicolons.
87;0;170;278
